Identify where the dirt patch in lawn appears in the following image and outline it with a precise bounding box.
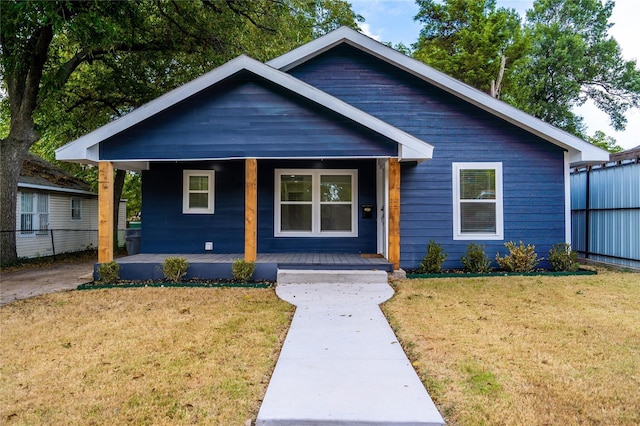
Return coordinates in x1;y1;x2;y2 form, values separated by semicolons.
384;269;640;425
0;287;294;425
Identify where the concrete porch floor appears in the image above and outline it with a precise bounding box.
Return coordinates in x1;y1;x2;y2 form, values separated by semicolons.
104;253;394;281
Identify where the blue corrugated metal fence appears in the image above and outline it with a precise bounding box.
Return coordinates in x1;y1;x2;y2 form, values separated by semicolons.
571;157;640;269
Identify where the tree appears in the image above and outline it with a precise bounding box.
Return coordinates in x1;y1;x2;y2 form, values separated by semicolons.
587;130;623;153
0;0;362;265
413;0;528;96
509;0;640;137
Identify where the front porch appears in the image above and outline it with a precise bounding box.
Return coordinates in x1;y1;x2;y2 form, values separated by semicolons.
104;253;394;281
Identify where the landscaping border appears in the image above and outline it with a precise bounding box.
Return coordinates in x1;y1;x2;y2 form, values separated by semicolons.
406;270;597;279
77;281;272;290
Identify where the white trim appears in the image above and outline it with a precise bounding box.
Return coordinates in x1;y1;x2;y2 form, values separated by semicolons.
268;27;609;166
56;55;433;165
274;169;358;237
564;152;572;244
18;192;49;237
452;162;504;240
70;197;82;221
18;182;97;197
182;170;215;214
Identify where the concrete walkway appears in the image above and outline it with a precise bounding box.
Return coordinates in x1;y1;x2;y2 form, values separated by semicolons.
257;270;444;425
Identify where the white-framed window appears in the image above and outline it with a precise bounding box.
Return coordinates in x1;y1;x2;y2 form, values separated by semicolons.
452;162;503;240
20;192;49;235
71;197;82;220
275;169;358;237
183;170;215;214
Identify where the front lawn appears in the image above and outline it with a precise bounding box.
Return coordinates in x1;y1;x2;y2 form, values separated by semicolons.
0;287;293;425
384;269;640;425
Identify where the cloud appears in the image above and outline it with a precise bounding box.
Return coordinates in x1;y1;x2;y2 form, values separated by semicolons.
359;23;382;41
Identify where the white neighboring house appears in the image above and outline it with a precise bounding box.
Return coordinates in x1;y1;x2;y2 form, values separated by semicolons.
16;154;126;259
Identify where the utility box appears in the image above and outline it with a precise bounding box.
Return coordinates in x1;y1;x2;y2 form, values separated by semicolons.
125;228;141;255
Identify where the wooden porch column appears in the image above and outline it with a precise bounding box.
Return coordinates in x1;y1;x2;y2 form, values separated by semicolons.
98;162;114;263
388;158;401;270
245;158;257;262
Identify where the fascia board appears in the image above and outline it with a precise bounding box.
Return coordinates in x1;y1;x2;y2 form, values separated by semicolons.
269;27;609;165
57;53;433;163
18;182;97;196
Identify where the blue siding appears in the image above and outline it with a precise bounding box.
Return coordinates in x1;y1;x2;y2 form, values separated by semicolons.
141;161;245;253
100;73;397;160
141;159;378;255
290;45;567;269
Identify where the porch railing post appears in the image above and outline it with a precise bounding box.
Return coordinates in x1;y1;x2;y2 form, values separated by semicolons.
388;158;401;270
245;158;257;262
98;162;114;263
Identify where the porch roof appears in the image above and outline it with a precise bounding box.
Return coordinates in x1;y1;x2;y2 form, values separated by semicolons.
56;56;434;171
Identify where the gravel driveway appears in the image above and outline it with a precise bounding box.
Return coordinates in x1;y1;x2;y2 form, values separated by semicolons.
0;260;94;305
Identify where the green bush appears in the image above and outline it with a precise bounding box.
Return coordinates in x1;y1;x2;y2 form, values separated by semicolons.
548;243;579;272
162;257;189;282
232;259;256;282
461;243;491;273
420;240;447;273
97;261;120;283
496;241;540;272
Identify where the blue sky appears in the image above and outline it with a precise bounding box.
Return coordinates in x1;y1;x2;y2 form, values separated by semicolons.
350;0;639;149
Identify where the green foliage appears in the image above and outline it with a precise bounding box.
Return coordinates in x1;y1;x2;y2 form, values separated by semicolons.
162;257;189;283
413;0;640;138
97;261;120;283
548;243;579;272
232;259;256;282
587;130;624;153
509;0;640;136
461;243;491;273
413;0;528;94
496;241;540;272
420;240;447;273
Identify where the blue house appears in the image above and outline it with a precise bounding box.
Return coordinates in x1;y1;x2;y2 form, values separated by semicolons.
56;27;608;279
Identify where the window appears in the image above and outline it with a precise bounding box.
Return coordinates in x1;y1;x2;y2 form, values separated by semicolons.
71;197;82;220
183;170;215;214
20;192;49;235
452;162;503;240
275;169;357;237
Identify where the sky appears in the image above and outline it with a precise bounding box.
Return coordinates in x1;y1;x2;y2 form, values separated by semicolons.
350;0;640;150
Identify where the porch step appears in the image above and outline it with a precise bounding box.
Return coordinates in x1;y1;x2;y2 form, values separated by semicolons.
276;269;389;285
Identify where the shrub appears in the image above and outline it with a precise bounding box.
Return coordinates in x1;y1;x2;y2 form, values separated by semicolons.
461;243;491;273
162;257;189;282
97;261;120;283
232;259;256;282
548;243;579;272
496;241;540;272
420;240;447;273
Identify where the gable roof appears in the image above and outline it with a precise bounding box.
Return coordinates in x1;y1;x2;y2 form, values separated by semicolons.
19;153;96;196
267;27;609;166
56;55;434;168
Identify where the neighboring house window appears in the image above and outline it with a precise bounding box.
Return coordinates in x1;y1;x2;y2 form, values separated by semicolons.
275;169;357;237
452;162;503;240
183;170;215;214
20;192;49;235
71;197;82;220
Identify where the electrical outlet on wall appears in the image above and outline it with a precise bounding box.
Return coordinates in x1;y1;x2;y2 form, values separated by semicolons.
205;242;213;251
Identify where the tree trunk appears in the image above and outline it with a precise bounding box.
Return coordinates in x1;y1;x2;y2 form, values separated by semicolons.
0;137;33;265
